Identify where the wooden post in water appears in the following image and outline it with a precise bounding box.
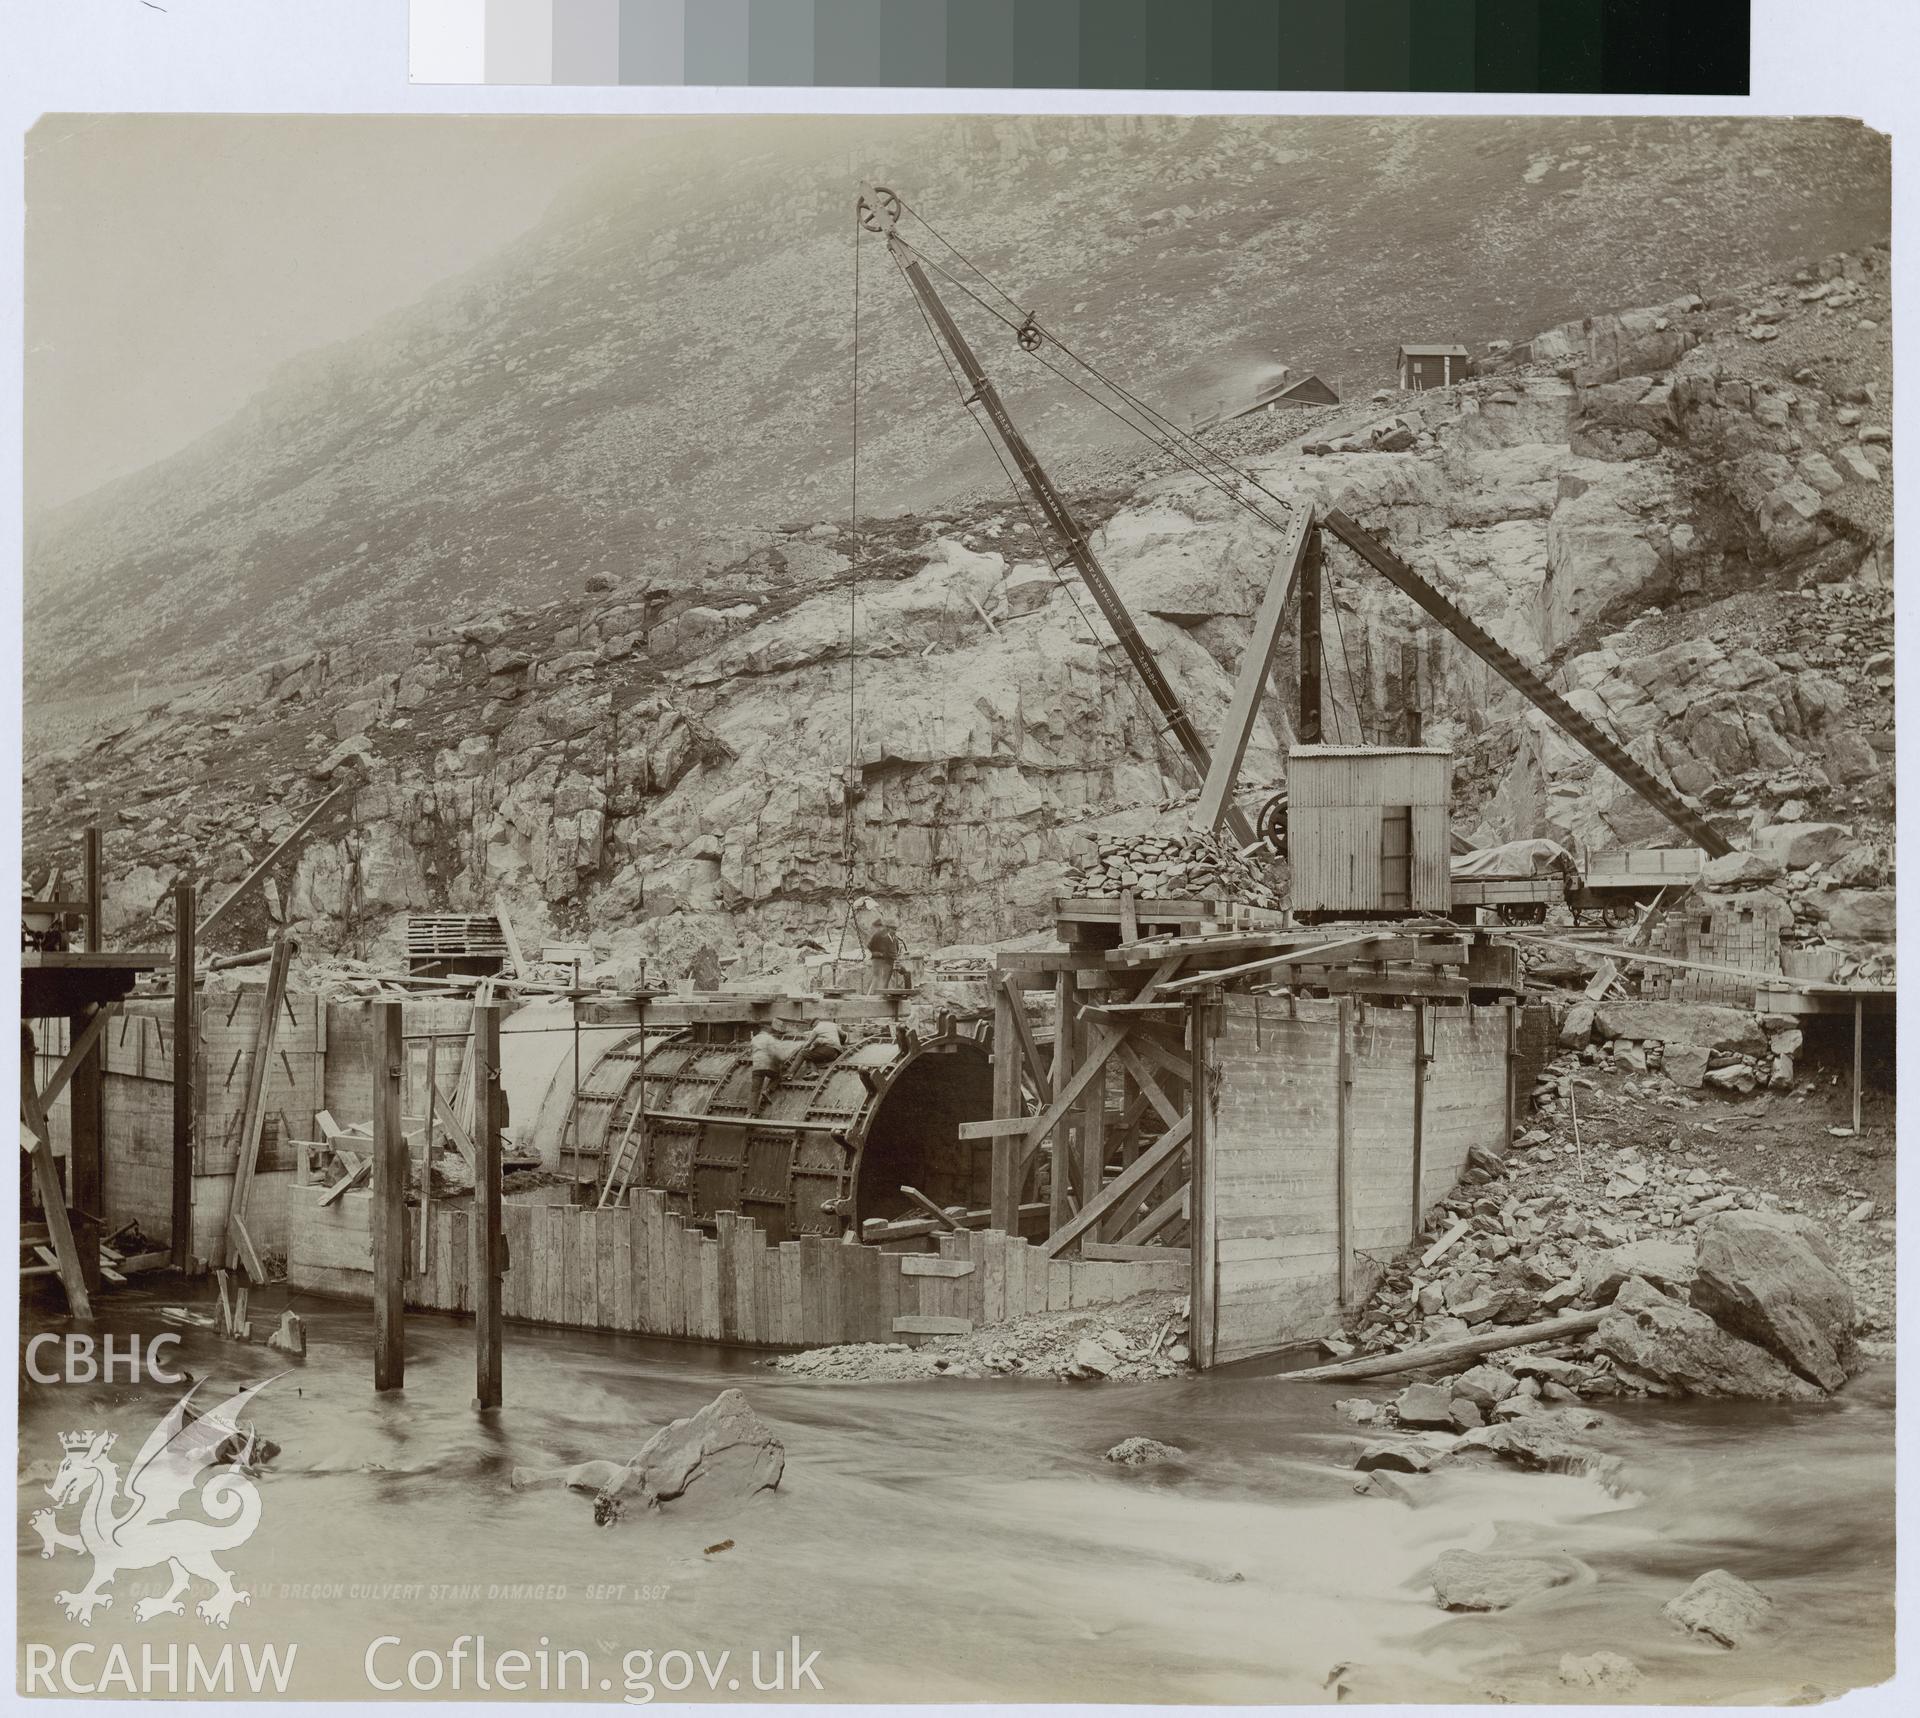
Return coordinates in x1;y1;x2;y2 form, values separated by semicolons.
1188;991;1220;1371
170;882;196;1270
372;1001;406;1392
989;984;1020;1232
473;1002;505;1410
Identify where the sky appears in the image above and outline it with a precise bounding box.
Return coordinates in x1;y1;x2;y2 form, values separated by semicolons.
23;115;646;515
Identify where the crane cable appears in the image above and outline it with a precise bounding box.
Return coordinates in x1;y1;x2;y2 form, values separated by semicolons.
891;202;1305;536
835;205;864;970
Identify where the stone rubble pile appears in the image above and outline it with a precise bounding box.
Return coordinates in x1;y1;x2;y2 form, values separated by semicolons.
1065;829;1283;910
1335;1128;1859;1403
774;1291;1189;1383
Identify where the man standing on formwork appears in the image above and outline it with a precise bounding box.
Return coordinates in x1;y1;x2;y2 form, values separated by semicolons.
853;896;905;994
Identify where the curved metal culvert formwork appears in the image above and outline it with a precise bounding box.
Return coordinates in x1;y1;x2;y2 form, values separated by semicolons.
524;1015;995;1244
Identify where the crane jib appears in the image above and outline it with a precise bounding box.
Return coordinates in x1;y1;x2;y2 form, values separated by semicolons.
891;243;1256;848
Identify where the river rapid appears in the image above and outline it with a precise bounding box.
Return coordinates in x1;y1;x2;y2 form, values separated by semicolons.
16;1291;1895;1703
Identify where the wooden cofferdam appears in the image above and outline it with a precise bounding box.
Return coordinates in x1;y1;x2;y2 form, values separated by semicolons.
556;1026;995;1243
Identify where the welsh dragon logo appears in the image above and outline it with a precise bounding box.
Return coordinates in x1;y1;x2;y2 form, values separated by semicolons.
31;1376;276;1628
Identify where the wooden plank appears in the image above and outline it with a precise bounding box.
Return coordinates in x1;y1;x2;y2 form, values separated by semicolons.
1083;1241;1191;1263
641;1193;665;1335
700;1231;723;1342
493;892;527;979
997;973;1050;1091
664;1215;687;1339
899;1255;976;1277
1018;1020;1131;1180
1120;1179;1188;1245
430;1084;478;1168
1005;1235;1030;1318
1038;1117;1191;1260
197;784;350;938
994;951;1120;973
26;1142;93;1318
893;1315;972;1336
899;1185;963;1230
600;1208;619;1331
225;936;293;1281
1197;507;1311;830
1118;889;1139;944
1158;932;1397;994
981;1230;1008;1325
778;1242;801;1348
959;1115;1035;1141
1114;1043;1184;1129
29;1000;122;1134
1277;1310;1606;1383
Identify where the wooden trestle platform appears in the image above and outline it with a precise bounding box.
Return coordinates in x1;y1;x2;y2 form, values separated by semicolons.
974;896;1525;1356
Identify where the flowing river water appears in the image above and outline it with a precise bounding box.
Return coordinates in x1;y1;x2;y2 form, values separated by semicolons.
17;1290;1894;1703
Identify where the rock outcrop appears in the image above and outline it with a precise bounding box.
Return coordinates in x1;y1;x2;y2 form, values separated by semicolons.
593;1389;785;1522
1594;1279;1825;1401
1689;1211;1856;1390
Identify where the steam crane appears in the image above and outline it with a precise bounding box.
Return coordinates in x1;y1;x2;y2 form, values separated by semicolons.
858;185;1262;850
862;185;1730;866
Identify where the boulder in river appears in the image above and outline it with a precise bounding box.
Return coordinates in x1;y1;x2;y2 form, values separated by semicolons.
1595;1279;1825;1400
1451;1364;1520;1410
1104;1436;1183;1466
1690;1210;1856;1391
1429;1548;1573;1611
1354;1440;1433;1474
1558;1650;1642;1692
1450;1417;1627;1493
595;1388;785;1518
1393;1382;1456;1427
1663;1568;1773;1647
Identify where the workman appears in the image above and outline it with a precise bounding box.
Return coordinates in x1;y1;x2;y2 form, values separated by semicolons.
853;897;904;994
801;1019;844;1064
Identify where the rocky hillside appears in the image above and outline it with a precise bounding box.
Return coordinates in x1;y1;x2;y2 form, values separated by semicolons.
24;116;1889;698
22;240;1893;990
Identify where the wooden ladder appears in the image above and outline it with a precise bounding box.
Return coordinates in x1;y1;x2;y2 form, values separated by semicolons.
596;1087;646;1209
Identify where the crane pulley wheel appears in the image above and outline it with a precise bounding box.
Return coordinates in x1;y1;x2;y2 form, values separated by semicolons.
1259;791;1289;860
857;185;902;235
1016;315;1043;352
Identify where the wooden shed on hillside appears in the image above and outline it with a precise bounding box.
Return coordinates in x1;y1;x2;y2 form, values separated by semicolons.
1398;344;1470;390
1287;745;1454;919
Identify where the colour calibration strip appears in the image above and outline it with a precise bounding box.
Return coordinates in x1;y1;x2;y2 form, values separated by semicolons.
410;1;1749;94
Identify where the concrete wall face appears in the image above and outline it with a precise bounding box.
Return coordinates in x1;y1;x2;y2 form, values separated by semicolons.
1207;995;1508;1365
